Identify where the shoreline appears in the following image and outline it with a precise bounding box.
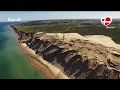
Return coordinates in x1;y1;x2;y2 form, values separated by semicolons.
10;26;47;78
11;26;69;79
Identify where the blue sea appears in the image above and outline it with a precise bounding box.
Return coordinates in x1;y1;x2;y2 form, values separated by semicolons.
0;22;45;79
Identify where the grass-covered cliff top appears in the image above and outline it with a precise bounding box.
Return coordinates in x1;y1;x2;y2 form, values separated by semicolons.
12;19;120;44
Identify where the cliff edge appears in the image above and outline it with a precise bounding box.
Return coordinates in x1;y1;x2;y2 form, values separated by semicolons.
11;25;120;79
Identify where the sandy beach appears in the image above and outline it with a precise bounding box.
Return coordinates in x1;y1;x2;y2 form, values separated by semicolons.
20;43;69;79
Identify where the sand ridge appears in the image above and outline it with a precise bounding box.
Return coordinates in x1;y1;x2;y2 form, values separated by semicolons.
36;32;120;50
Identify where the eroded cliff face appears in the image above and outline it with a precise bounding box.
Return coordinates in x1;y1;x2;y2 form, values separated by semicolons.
11;25;120;79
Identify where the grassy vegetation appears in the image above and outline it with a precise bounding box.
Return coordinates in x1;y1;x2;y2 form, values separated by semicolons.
13;20;120;44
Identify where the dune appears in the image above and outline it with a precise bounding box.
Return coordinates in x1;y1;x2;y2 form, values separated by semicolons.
84;35;120;50
36;32;120;50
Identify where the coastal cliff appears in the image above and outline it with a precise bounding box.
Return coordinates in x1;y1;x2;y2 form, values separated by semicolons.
11;25;120;79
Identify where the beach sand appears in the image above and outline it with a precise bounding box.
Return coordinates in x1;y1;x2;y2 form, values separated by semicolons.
20;43;69;79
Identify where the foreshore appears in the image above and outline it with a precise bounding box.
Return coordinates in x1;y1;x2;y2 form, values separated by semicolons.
19;43;69;79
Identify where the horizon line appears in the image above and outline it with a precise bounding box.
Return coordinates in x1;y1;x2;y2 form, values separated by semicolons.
0;18;120;23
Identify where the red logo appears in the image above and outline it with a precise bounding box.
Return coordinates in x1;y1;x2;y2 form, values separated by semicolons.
101;16;112;26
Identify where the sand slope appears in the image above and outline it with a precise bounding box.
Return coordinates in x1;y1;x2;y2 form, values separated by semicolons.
36;32;120;50
85;35;120;50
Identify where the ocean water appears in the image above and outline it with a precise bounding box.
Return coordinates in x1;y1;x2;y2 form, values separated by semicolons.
0;22;45;79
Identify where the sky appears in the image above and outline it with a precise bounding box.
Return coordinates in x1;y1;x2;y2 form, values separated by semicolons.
0;11;120;22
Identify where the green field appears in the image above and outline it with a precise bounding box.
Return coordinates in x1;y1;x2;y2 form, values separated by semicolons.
13;20;120;44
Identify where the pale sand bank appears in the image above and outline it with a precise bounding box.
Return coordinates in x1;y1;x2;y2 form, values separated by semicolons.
85;35;120;50
20;43;69;79
36;32;120;50
35;32;85;43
